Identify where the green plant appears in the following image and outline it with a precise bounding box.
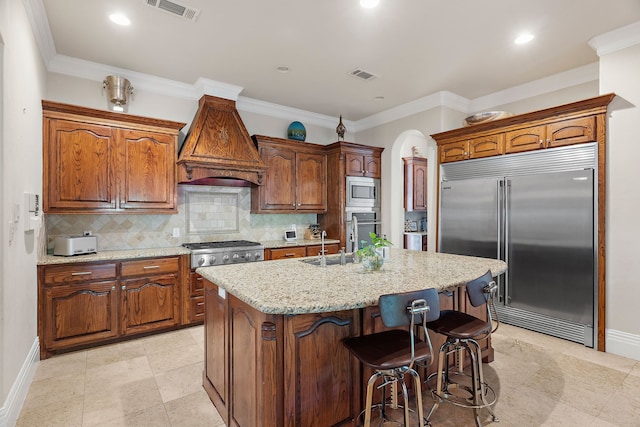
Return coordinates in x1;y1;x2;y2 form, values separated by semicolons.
356;232;392;258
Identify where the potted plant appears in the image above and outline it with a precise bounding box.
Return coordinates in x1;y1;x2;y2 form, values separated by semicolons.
356;232;392;271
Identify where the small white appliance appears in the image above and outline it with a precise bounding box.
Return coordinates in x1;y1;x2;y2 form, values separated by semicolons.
53;235;98;256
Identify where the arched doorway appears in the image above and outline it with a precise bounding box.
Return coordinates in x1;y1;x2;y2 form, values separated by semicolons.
384;130;437;251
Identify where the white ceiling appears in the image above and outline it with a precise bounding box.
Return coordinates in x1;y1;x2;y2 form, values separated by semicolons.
40;0;640;121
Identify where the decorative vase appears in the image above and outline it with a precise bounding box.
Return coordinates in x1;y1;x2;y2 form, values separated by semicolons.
287;121;306;141
336;115;346;141
361;253;384;271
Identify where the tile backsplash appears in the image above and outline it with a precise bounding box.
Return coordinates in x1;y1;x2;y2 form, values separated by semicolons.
45;185;318;252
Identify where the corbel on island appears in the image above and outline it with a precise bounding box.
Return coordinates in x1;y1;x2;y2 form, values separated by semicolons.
197;248;507;427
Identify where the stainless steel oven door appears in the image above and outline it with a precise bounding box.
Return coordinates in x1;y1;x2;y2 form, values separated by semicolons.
346;209;382;252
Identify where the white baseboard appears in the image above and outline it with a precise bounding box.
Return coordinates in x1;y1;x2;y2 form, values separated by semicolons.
607;329;640;361
0;338;39;427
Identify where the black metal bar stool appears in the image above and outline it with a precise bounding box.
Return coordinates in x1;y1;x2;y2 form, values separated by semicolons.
343;288;440;427
425;270;499;427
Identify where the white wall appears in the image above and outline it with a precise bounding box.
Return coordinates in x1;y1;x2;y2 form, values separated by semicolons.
599;43;640;359
0;0;47;425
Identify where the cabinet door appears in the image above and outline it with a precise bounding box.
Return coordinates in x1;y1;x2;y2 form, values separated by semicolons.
363;155;381;178
259;146;297;210
43;281;119;351
44;119;117;211
345;153;365;176
405;158;428;212
469;134;504;159
120;274;180;335
505;125;546;153
204;280;229;424
440;140;468;163
547;116;595;148
284;310;360;427
119;129;177;211
186;272;205;324
295;151;326;211
305;243;340;256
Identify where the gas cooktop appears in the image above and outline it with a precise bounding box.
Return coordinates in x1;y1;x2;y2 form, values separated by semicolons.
182;240;262;250
183;240;264;268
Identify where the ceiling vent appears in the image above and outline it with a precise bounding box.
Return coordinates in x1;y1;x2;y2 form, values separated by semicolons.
349;68;379;81
144;0;201;22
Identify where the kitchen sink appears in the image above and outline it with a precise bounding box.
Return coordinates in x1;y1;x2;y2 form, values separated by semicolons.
300;254;354;266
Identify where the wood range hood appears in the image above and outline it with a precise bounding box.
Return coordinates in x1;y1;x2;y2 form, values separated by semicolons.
177;95;266;186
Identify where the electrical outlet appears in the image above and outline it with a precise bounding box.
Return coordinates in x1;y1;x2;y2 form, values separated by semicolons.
173;227;180;238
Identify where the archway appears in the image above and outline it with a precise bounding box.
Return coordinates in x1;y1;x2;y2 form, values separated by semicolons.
384;129;438;251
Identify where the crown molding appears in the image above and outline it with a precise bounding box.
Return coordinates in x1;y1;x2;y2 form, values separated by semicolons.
468;62;599;113
589;20;640;56
22;0;55;63
237;97;354;129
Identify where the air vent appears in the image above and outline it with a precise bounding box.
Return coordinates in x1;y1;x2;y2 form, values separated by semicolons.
349;68;379;81
144;0;200;22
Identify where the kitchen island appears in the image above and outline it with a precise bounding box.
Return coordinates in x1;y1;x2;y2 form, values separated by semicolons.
197;248;507;427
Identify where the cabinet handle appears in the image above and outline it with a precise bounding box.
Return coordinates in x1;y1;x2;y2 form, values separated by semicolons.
71;271;92;276
122;285;126;290
539;139;543;145
292;203;295;207
297;203;301;207
361;170;365;174
111;286;116;290
143;265;160;269
284;253;296;257
546;138;551;143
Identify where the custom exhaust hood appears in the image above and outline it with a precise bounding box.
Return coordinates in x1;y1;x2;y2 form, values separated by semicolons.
177;95;266;186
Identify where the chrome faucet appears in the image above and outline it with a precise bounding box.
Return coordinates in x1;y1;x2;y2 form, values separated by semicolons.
319;230;327;267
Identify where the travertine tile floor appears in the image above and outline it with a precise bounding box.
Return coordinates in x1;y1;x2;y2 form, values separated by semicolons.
16;323;640;426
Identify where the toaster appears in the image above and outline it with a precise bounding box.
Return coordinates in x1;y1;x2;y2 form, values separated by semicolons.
53;235;98;256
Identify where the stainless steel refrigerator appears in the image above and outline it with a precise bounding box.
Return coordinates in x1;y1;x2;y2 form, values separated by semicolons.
439;143;598;347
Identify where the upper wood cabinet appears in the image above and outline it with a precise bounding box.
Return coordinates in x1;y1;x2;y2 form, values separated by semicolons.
403;157;428;212
433;94;613;164
251;135;327;213
345;152;381;178
42;100;185;214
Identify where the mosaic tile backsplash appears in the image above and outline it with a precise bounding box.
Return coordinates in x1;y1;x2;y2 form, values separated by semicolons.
45;185;318;252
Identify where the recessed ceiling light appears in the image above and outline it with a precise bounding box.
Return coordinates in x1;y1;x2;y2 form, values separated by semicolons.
514;33;534;45
360;0;380;8
109;13;131;26
275;66;290;73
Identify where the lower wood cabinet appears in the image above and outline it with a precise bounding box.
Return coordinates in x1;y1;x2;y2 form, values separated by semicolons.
183;271;205;325
203;279;360;427
38;254;188;359
264;243;340;260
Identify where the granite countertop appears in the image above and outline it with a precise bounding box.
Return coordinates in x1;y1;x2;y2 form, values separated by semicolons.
38;247;191;265
261;238;341;249
196;248;507;315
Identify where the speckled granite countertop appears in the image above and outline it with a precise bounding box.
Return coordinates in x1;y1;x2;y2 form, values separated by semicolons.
38;247;191;265
261;238;341;249
196;248;507;315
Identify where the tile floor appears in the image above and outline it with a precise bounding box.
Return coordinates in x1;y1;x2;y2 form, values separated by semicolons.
16;324;640;426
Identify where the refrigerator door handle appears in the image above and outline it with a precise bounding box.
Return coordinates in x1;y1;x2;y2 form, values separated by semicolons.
504;179;511;305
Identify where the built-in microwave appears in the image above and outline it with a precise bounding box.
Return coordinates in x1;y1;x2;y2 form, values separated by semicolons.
346;176;380;208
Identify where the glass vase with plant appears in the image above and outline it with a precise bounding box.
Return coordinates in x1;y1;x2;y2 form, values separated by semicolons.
356;232;392;271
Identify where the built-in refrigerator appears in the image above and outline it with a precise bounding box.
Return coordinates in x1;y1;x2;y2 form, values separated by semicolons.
439;143;598;347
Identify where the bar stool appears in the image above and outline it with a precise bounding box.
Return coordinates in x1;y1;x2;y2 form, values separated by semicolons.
425;270;499;427
343;288;440;427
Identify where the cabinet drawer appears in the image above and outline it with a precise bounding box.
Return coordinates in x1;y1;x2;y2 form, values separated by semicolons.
43;263;117;286
268;246;307;260
190;272;204;296
191;296;205;317
121;257;179;277
306;244;340;257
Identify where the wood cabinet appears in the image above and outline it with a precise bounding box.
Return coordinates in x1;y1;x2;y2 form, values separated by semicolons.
120;257;181;335
203;280;360;427
251;135;326;213
434;95;609;164
183;272;205;325
264;243;340;260
38;254;189;359
403;157;428;211
319;142;384;250
439;134;504;163
42;100;185;214
345;152;381;178
40;263;119;354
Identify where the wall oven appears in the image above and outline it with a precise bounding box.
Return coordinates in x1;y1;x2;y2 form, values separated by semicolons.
346;209;382;253
346;176;380;208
